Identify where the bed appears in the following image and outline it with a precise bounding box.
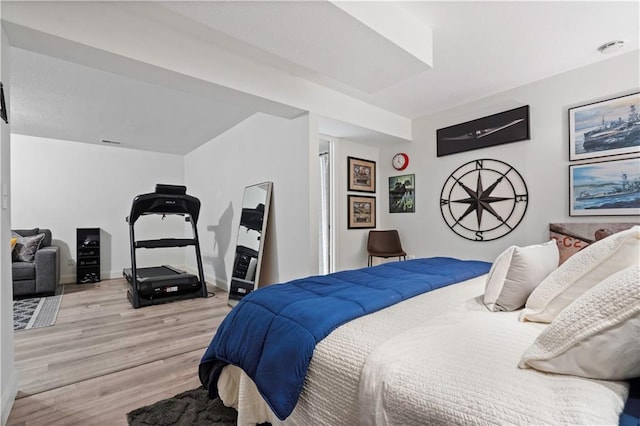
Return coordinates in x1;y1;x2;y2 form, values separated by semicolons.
200;226;639;425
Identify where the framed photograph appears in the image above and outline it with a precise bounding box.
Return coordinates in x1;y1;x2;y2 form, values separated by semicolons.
389;174;415;213
348;195;376;229
437;105;529;157
347;156;376;193
569;157;640;216
569;92;640;161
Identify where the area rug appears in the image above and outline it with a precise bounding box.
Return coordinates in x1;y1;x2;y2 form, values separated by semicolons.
13;286;64;331
127;387;239;426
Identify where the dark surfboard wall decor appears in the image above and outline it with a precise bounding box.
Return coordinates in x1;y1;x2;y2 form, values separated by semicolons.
437;105;530;157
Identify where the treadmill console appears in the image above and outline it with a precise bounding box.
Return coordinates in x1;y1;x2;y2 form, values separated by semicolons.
232;246;258;282
229;278;255;301
155;184;186;195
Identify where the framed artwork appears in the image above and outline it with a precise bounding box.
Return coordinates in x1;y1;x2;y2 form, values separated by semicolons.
569;92;640;161
440;159;528;241
569;157;640;216
437;106;529;157
347;156;376;193
347;195;376;229
389;174;415;213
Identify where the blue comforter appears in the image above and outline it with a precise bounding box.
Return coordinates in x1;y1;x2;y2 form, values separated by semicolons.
199;257;491;420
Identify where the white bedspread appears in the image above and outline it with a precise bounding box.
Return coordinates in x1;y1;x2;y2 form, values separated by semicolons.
217;275;629;425
358;308;627;425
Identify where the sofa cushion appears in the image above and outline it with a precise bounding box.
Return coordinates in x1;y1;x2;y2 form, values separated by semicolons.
12;261;36;280
14;233;46;262
11;231;22;261
13;228;52;248
39;229;52;248
13;228;39;237
13;229;41;261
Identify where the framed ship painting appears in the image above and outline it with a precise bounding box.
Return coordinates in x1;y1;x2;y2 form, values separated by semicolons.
569;157;640;216
569;92;640;161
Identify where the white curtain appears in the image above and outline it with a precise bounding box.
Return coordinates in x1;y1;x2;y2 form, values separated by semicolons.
319;152;330;275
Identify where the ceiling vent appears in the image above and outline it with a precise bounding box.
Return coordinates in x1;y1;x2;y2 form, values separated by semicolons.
101;139;122;145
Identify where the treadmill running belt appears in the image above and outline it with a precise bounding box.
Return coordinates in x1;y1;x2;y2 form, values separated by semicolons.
137;266;181;279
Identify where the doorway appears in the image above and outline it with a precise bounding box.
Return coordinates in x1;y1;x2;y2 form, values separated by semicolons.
319;138;334;274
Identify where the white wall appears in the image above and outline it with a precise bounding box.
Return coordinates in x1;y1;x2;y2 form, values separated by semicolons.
332;138;381;271
184;113;316;290
0;16;17;426
11;135;186;282
380;51;640;263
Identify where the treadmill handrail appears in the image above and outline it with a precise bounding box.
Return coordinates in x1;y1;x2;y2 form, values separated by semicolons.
135;238;197;249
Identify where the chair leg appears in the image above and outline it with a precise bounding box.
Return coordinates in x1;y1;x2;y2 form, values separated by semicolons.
368;256;372;267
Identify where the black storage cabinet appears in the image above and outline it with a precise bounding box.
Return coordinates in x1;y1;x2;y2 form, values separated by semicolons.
77;228;100;283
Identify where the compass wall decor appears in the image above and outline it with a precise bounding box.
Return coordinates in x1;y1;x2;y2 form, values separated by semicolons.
440;159;528;241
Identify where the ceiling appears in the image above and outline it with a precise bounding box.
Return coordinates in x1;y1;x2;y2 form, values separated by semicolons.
6;1;640;154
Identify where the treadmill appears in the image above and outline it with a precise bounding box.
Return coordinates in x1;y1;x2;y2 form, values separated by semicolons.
123;184;207;308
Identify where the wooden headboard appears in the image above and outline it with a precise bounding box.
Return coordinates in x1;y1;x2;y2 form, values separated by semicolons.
550;222;638;264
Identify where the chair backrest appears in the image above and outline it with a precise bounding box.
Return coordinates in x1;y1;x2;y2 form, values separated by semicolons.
367;230;403;255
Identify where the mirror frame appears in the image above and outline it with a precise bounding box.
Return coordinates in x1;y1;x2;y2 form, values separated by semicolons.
228;181;273;306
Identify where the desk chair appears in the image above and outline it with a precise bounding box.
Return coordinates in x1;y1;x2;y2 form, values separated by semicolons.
367;230;407;267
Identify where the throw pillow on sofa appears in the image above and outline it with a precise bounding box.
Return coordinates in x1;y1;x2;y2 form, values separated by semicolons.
11;231;22;262
13;233;46;262
12;228;40;261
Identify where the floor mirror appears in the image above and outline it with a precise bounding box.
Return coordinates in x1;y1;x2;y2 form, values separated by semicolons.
228;181;273;306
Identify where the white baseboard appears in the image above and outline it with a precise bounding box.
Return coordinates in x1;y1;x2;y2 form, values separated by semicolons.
105;269;124;280
181;264;228;292
60;274;75;285
63;266;228;294
60;269;127;285
1;368;18;426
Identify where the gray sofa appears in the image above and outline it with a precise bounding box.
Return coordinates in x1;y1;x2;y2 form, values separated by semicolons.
12;228;60;298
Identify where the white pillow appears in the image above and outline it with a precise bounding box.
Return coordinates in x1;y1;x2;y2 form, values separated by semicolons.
520;226;640;323
519;264;640;380
483;241;559;312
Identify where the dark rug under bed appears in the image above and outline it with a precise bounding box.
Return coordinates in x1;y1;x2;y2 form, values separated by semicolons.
127;387;238;426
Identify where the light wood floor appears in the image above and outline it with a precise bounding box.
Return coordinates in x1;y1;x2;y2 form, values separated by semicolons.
8;278;231;425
